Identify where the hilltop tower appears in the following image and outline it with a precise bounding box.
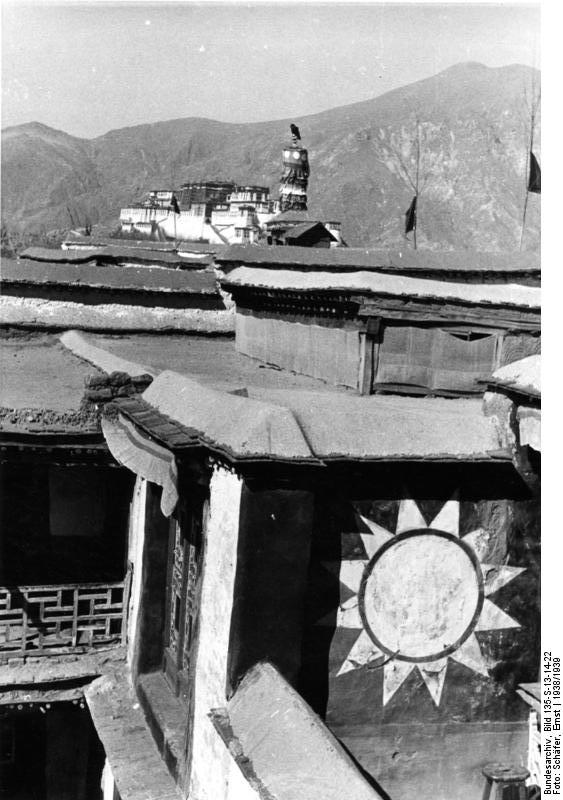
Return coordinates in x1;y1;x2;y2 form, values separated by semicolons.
279;124;310;211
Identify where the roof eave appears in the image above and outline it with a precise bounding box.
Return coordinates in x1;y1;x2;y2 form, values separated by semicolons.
109;399;511;468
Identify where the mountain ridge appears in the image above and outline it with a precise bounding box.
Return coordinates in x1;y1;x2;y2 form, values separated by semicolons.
2;62;531;140
1;62;540;250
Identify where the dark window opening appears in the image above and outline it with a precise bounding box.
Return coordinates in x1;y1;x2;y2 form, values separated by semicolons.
174;594;181;632
446;329;495;342
0;462;134;585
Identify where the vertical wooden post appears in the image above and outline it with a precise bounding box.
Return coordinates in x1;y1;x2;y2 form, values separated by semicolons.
21;590;28;655
493;332;505;370
121;562;133;644
358;331;374;395
359;317;382;395
72;588;79;647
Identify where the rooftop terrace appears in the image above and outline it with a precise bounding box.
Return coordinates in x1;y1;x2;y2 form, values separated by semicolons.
1;259;219;296
0;331;102;434
221;266;540;310
76;333;504;463
217;244;540;280
0;328;512;462
63;236;227;256
20;247;213;269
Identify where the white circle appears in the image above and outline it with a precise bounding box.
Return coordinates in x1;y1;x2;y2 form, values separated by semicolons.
292;151;300;159
361;534;480;660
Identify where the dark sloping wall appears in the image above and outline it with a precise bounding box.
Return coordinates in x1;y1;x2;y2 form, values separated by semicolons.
227;485;315;692
132;483;170;679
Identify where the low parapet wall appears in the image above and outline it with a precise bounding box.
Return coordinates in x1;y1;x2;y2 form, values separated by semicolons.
0;296;234;333
210;661;386;800
0;258;234;333
1;259;222;305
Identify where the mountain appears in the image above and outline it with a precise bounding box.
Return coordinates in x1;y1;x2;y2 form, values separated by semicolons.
1;122;103;232
1;63;540;250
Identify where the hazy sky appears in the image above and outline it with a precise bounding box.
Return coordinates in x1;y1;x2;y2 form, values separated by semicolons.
1;1;540;139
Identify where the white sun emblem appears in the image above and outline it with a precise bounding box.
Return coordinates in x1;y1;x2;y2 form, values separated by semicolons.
319;496;524;706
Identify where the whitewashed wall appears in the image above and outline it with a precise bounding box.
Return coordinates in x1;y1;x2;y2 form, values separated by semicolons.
188;465;258;800
0;297;234;334
126;477;147;666
122;468;260;799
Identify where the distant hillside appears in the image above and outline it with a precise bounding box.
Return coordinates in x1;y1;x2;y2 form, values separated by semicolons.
1;63;540;250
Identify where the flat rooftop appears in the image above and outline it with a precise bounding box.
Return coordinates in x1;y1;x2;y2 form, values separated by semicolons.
78;333;504;463
2;331;509;461
63;237;176;251
217;244;540;277
0;331;102;432
63;236;227;255
1;259;218;295
221;266;540;310
20;247;213;269
84;332;343;395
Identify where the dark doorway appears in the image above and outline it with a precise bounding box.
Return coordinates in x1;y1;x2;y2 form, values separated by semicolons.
0;702;105;800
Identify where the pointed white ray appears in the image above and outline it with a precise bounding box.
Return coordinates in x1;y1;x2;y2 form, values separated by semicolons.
449;634;490;677
430;494;460;536
382;660;416;705
321;560;366;594
481;564;526;597
463;528;489;561
418;659;449;706
337;630;385;676
339;560;367;593
475;598;521;631
356;514;394;559
317;596;363;629
396;499;427;534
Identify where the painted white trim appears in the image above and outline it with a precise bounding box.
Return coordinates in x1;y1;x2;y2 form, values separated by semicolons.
189;466;245;800
127;477;147;666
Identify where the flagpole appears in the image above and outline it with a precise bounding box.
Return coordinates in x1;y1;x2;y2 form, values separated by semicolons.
519;87;539;252
414;121;420;250
519;139;532;252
